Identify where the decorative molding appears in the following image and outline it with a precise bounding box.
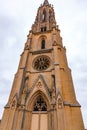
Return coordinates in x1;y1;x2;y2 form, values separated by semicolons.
28;75;52;100
30;48;53;55
54;62;59;66
26;68;54;73
64;101;81;107
52;41;58;46
57;91;64;109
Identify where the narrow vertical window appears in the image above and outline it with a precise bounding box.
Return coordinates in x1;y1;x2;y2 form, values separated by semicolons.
41;39;45;49
42;10;46;22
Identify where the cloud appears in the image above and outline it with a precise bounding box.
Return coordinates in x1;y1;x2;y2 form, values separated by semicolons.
0;0;87;128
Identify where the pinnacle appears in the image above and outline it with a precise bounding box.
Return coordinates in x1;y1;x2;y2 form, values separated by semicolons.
43;0;49;5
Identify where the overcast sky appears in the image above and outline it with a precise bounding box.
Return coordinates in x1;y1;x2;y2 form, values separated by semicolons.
0;0;87;128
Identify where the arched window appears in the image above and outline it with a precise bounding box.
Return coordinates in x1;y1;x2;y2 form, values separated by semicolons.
42;10;46;22
41;39;45;49
33;96;47;111
31;95;48;130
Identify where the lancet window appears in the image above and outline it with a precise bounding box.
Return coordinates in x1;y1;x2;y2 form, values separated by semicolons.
41;39;45;49
42;10;46;22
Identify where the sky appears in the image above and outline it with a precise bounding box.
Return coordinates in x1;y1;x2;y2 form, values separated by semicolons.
0;0;87;128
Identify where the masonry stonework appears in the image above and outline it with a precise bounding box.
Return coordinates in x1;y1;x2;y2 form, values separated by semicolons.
0;0;85;130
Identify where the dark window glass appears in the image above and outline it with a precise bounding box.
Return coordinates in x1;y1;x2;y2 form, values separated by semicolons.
44;27;46;31
33;96;47;111
41;27;43;32
41;39;45;49
41;27;46;32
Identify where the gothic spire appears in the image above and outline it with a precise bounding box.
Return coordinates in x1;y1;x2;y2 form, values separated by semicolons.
43;0;49;5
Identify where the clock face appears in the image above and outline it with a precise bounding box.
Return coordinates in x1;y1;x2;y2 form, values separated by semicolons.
33;55;50;71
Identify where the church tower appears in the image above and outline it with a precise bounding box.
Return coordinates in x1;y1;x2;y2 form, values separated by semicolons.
0;0;85;130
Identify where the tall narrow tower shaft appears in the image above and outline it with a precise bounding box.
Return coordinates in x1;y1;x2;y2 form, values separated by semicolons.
0;1;85;130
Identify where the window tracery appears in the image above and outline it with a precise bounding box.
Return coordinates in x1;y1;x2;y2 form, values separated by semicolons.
33;96;47;111
33;55;50;71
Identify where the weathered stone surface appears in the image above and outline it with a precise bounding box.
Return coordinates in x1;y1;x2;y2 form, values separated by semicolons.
0;0;85;130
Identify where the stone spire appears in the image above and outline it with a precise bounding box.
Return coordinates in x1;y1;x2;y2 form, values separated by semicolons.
31;0;56;33
43;0;49;5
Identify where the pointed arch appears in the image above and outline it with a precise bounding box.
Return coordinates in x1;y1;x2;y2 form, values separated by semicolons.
25;74;51;112
28;91;50;130
31;75;51;98
26;90;50;111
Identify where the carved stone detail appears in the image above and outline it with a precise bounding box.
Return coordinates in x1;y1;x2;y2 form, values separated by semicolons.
58;98;63;109
33;96;47;111
57;93;63;109
33;55;50;71
36;81;42;89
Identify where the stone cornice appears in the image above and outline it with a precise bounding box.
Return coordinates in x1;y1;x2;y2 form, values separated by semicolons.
64;101;81;107
30;48;53;55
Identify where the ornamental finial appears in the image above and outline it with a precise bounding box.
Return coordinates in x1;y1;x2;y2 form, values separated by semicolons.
43;0;49;5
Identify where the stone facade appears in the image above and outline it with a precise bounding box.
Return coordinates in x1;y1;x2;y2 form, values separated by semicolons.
0;0;85;130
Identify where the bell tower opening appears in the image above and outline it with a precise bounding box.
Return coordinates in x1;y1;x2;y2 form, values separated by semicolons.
42;10;46;22
41;27;47;32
